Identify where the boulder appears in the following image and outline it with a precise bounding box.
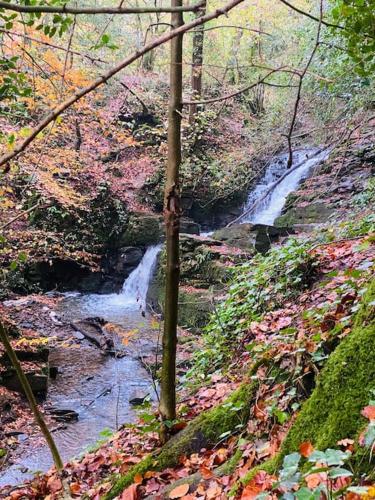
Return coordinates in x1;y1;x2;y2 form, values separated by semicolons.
212;223;293;253
118;213;163;247
180;218;200;235
0;369;48;397
274;202;334;226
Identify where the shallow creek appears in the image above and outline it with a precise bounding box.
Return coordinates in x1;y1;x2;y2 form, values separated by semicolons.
0;149;329;487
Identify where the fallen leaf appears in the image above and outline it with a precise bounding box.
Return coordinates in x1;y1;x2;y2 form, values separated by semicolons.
299;441;314;458
121;483;138;500
47;476;62;494
362;406;375;421
169;483;190;499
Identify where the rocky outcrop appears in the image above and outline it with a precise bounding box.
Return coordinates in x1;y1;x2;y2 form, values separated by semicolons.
212;223;293;253
274;202;334;227
148;234;248;330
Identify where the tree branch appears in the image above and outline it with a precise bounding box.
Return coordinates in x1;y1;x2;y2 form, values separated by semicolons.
285;0;323;168
0;0;205;14
182;66;286;105
0;28;108;64
278;0;343;30
190;25;272;36
0;0;245;169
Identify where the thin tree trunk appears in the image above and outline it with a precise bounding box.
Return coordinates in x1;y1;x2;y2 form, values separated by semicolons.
159;0;183;427
0;321;63;471
189;0;206;124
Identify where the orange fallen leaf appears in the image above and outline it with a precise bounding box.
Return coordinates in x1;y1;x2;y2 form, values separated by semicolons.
70;482;81;495
299;441;314;458
200;465;214;479
362;406;375;421
169;483;190;499
121;483;138;500
47;476;62;494
241;482;263;499
134;473;143;484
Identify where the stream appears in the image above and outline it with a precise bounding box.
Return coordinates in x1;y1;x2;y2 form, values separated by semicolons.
0;147;328;487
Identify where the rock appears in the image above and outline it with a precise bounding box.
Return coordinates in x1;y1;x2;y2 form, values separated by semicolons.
73;331;85;340
274;203;334;226
180;218;200;235
118;212;163;247
47;408;79;422
212;223;293;253
129;391;150;406
71;317;114;353
49;366;59;379
212;223;257;252
0;370;48;397
1;346;49;364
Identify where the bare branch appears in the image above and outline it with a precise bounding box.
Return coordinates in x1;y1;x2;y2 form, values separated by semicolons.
278;0;343;30
285;0;323;168
189;25;272;36
0;0;245;169
0;0;205;14
0;28;108;64
182;66;286;105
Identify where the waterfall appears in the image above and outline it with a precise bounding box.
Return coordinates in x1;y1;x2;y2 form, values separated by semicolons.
241;148;330;225
121;244;162;309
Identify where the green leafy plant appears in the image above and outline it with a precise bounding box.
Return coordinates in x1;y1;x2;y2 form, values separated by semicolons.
191;239;317;375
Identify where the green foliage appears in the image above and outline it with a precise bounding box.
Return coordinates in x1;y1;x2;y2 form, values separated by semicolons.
340;214;375;238
330;0;375;76
191;240;317;374
0;56;32;113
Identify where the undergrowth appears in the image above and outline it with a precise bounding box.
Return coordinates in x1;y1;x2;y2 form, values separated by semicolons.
190;239;318;376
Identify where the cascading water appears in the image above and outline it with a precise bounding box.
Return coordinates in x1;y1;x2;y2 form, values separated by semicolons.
121;244;162;310
241;148;330;225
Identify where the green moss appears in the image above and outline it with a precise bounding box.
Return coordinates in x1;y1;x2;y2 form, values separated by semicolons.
280;279;375;458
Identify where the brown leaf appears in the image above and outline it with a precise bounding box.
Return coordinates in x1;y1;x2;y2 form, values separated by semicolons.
169;483;190;498
47;476;62;494
200;465;213;479
121;483;138;500
299;441;314;458
362;405;375;421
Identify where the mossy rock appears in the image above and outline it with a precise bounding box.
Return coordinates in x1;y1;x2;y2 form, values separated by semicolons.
118;213;163;247
280;279;375;463
274;203;334;226
212;223;257;252
178;287;214;330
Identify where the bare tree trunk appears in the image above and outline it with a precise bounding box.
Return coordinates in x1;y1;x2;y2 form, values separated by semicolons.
189;0;206;124
0;321;63;471
159;0;183;428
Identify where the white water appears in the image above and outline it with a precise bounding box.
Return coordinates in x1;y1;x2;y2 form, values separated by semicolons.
241;148;330;225
121;244;162;309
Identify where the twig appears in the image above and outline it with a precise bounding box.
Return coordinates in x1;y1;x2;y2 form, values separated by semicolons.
119;81;149;114
0;28;108;64
182;66;286;105
285;0;323;168
278;0;343;30
0;1;205;14
1;201;43;230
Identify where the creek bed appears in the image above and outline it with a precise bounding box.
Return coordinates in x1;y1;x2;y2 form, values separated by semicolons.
0;293;158;487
